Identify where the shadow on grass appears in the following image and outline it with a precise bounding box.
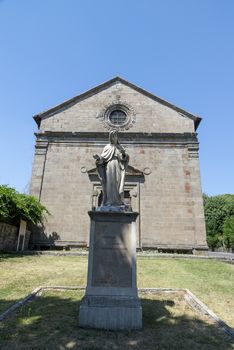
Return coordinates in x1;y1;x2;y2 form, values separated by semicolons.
0;253;26;259
0;252;39;261
0;292;233;350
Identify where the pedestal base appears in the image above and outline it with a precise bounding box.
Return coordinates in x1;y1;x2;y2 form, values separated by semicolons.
79;211;142;330
79;295;142;330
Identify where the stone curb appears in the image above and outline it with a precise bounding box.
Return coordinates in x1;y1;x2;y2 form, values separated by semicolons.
139;287;234;339
184;289;234;339
0;286;85;322
4;251;234;261
0;287;42;322
137;255;234;261
0;286;233;339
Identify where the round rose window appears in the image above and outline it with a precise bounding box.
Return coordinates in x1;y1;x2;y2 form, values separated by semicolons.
108;110;127;126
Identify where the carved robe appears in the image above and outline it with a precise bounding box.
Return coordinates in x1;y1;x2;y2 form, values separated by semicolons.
96;143;129;206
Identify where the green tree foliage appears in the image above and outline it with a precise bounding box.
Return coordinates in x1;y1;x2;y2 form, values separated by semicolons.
223;217;234;249
0;185;49;225
203;194;234;249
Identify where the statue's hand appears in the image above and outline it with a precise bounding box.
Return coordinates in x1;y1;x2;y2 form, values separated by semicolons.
121;150;126;159
93;154;100;160
94;154;104;165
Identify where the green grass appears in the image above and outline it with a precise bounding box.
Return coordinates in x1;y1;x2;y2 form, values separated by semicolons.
138;258;234;328
0;290;233;350
0;253;233;349
0;254;233;327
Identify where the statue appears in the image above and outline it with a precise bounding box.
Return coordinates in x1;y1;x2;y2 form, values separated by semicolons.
93;130;129;210
80;131;141;331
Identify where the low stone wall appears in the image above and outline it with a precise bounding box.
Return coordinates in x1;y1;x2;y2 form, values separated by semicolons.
0;222;31;251
0;222;18;251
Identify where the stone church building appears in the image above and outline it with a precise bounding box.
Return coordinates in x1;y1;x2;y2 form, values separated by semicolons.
30;77;208;252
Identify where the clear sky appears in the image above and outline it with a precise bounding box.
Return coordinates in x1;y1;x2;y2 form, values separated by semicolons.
0;0;233;195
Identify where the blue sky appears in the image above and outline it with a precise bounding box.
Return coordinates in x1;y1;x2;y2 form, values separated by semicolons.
0;0;233;195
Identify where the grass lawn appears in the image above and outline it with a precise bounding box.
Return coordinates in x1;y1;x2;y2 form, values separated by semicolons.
0;254;233;349
0;290;233;350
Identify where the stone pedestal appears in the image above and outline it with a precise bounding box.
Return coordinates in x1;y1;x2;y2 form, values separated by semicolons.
79;211;142;330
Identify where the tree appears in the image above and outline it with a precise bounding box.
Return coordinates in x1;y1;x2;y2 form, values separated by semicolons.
0;185;49;226
223;216;234;250
203;194;234;250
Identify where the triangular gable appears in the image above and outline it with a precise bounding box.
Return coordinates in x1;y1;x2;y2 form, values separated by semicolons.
33;76;201;129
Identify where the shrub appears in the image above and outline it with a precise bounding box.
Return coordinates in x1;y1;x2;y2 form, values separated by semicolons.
0;185;49;225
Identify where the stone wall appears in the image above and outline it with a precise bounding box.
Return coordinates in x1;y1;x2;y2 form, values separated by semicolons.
0;222;31;251
0;222;18;251
30;133;207;251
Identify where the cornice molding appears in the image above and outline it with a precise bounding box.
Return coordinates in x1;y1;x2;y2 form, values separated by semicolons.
35;131;198;146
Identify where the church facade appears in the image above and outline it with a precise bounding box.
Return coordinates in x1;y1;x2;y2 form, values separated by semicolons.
30;77;208;252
